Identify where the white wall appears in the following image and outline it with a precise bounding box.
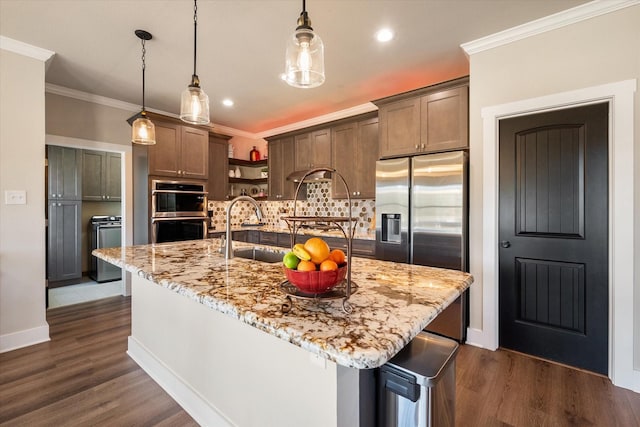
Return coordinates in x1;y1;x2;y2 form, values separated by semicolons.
466;5;639;389
45;93;133;145
0;48;50;351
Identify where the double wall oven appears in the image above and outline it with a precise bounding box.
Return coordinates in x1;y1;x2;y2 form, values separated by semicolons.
151;180;208;243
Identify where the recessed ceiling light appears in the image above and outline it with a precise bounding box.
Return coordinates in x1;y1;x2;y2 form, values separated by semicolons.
375;28;394;43
222;99;234;107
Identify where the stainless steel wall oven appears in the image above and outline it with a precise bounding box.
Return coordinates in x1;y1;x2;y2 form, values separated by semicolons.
150;180;208;243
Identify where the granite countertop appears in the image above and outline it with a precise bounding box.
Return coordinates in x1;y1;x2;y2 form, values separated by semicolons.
93;239;472;369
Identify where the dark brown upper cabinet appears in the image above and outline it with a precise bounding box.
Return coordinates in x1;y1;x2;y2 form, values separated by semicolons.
148;121;209;180
332;116;378;199
375;77;468;158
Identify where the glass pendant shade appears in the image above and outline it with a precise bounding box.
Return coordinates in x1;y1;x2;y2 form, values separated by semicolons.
285;27;325;88
131;29;155;145
180;82;210;125
131;113;156;145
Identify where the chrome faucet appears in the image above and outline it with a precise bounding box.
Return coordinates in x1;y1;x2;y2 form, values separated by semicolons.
225;195;264;259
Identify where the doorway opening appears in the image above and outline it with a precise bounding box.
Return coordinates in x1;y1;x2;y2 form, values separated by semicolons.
45;136;130;309
475;79;637;389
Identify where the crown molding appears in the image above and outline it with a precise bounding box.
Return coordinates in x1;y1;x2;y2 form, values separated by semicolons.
45;83;254;138
461;0;640;56
255;102;378;139
0;36;55;62
46;83;141;113
211;125;257;140
45;83;378;140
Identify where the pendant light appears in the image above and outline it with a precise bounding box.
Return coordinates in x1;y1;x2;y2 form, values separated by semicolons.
131;30;156;145
180;0;210;125
284;0;325;88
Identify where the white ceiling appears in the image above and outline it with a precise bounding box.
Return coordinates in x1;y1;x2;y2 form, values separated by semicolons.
0;0;588;136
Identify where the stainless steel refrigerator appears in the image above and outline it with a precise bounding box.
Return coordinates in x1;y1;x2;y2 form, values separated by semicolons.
375;151;468;342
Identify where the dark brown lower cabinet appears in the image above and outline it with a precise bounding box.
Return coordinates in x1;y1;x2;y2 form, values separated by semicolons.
209;230;375;258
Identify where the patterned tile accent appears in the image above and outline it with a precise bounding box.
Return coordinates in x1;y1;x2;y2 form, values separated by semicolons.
209;182;375;238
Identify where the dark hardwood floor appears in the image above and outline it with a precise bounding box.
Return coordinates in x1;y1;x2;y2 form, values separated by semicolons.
1;296;639;426
456;344;640;426
0;296;197;426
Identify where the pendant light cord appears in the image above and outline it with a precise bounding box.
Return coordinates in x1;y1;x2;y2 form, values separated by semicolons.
192;0;198;77
302;0;306;13
141;38;147;111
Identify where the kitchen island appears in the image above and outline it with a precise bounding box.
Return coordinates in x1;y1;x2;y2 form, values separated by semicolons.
94;238;473;427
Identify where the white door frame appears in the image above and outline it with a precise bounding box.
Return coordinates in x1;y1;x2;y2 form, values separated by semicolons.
46;134;133;297
476;79;637;391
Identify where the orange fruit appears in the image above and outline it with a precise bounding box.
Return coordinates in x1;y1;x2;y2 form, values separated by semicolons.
303;237;330;265
319;259;338;272
329;249;346;265
297;260;317;272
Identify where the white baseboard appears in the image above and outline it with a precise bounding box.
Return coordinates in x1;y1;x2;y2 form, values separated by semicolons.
465;327;498;351
127;336;233;427
0;324;50;353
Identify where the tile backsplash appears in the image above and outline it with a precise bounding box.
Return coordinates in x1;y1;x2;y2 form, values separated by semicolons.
208;182;375;238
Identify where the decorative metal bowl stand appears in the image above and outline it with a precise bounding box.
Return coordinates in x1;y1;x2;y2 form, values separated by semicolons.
280;168;357;314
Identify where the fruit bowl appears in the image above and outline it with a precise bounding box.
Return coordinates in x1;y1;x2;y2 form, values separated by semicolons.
283;263;348;294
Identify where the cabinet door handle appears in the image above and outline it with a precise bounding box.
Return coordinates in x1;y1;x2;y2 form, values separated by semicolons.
106;196;110;200
421;143;425;149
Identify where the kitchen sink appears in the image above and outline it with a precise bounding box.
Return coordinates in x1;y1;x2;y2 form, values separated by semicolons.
233;247;284;263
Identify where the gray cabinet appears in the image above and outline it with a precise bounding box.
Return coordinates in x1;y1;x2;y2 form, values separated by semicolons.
47;200;82;282
82;150;121;201
332;116;378;199
47;145;82;200
47;145;82;283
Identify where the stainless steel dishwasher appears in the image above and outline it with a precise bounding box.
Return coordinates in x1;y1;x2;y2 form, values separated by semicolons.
89;215;122;282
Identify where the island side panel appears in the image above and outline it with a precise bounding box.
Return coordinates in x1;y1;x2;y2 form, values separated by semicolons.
128;275;340;427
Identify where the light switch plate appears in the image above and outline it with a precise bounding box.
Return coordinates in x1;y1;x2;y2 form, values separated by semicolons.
5;190;27;205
